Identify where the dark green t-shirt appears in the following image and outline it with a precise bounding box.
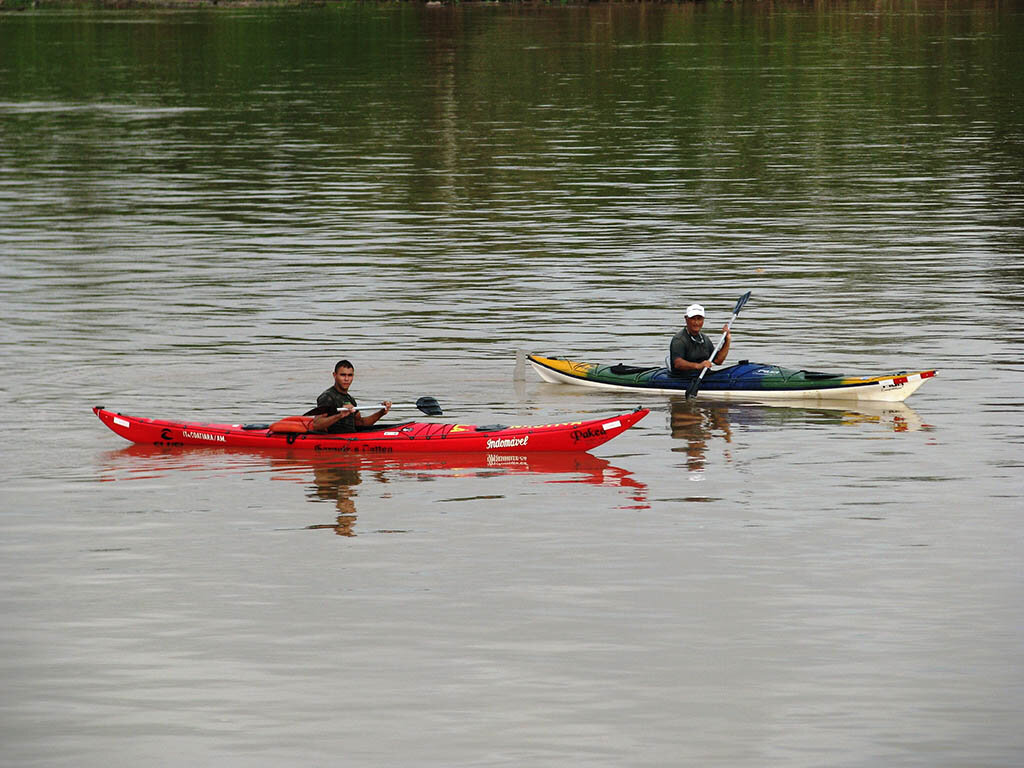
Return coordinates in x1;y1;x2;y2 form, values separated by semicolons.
669;330;714;367
316;387;358;433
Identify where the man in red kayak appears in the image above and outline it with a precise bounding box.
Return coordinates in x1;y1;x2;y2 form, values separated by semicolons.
308;360;392;433
669;303;732;373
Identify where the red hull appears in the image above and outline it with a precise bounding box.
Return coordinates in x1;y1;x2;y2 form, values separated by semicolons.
93;406;648;454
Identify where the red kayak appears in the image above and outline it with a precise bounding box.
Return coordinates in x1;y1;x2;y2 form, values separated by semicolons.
93;406;649;454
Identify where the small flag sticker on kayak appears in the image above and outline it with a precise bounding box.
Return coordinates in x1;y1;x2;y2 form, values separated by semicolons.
113;416;130;428
601;420;621;430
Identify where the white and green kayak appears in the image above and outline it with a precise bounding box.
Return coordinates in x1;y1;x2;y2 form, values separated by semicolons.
528;355;937;403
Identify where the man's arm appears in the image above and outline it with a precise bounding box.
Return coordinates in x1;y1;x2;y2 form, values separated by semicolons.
354;401;392;428
672;356;713;372
309;406;354;432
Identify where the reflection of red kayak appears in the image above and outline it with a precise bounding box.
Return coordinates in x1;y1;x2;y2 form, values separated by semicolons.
94;406;648;454
101;444;649;497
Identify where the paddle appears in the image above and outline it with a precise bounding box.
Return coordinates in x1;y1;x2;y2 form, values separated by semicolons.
686;291;752;400
355;396;443;417
305;396;443;418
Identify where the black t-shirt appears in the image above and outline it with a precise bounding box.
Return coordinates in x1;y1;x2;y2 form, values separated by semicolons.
316;387;358;433
669;330;714;366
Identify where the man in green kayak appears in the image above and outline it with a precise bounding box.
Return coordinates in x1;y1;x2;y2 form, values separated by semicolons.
308;359;392;433
669;303;732;373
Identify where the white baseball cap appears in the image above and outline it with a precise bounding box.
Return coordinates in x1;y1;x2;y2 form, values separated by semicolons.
685;303;705;318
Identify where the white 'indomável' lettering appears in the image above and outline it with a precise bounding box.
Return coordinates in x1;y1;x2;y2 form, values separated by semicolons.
183;430;226;442
486;436;529;450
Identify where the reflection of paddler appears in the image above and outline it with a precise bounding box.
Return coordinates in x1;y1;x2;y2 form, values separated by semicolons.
307;462;362;536
669;400;734;472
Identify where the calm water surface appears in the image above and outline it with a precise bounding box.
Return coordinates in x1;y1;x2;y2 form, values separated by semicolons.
1;2;1023;766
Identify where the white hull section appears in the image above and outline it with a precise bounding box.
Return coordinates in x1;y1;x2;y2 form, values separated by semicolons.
529;361;929;403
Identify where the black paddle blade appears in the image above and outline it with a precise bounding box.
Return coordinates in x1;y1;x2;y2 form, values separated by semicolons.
685;375;702;400
415;396;443;416
733;290;752;314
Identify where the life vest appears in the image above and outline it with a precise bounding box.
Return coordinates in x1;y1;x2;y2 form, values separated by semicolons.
268;415;316;434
